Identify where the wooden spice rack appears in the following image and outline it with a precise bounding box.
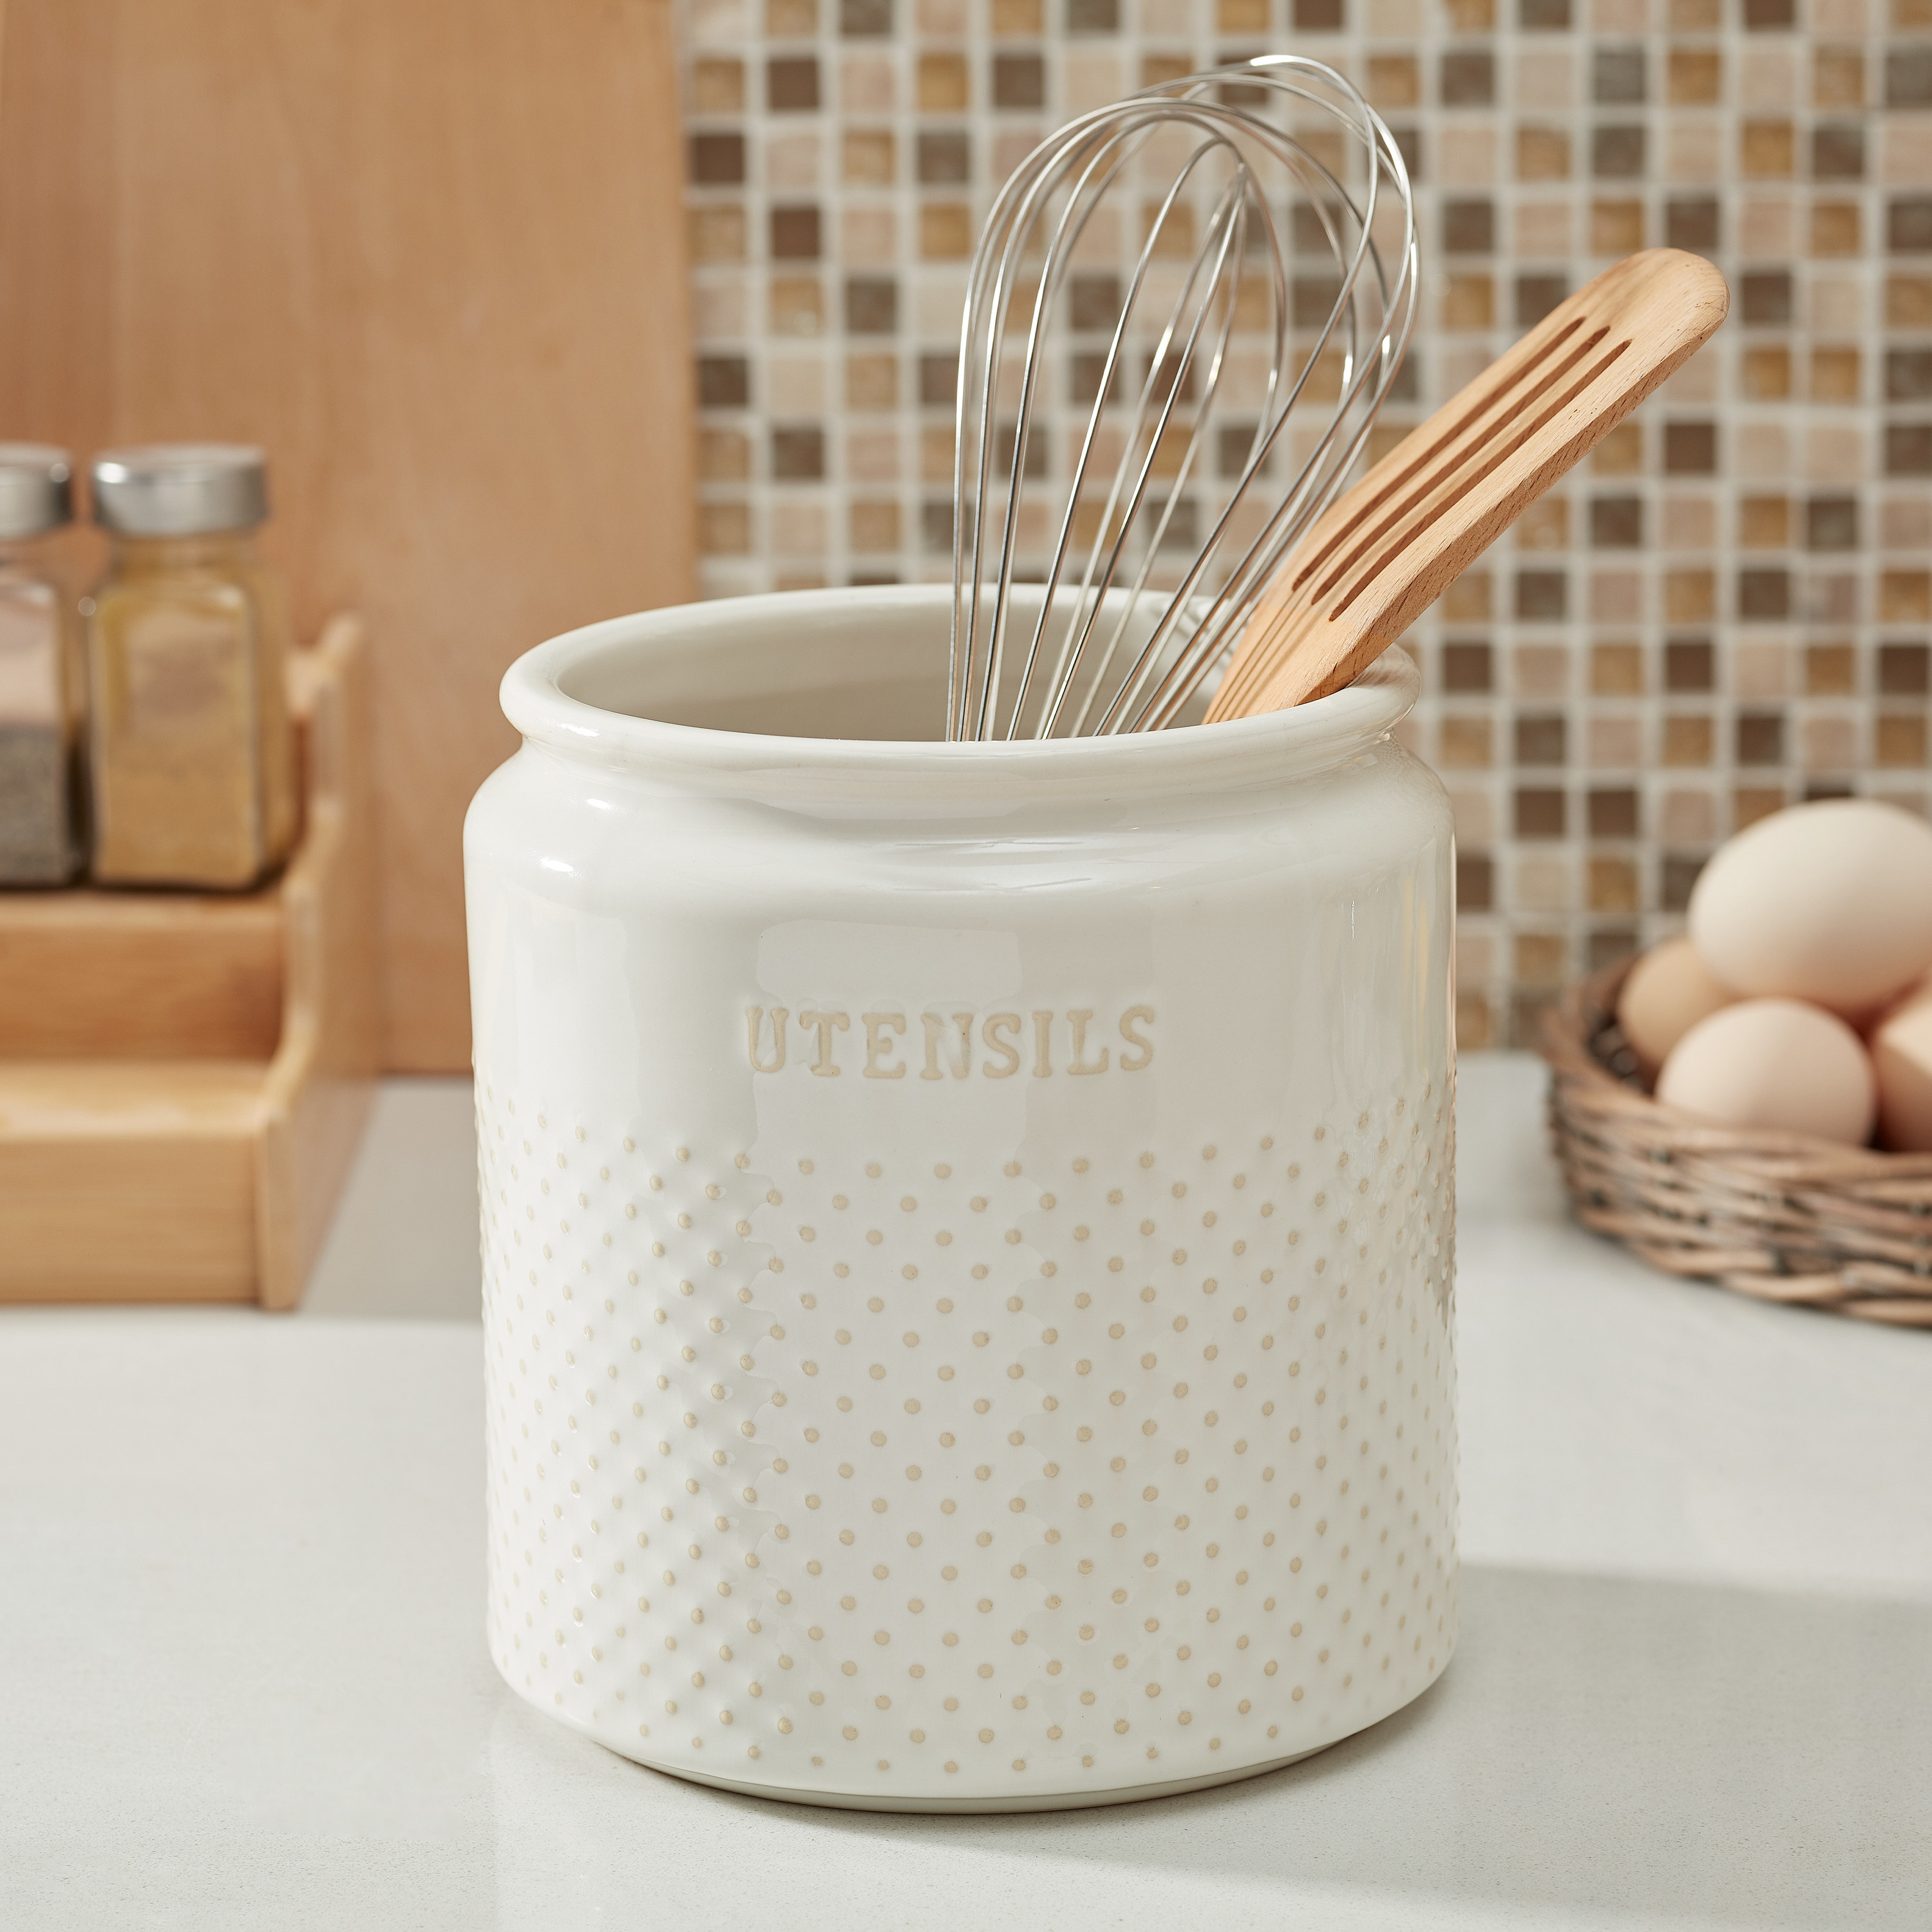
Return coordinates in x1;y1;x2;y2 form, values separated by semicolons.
0;615;379;1308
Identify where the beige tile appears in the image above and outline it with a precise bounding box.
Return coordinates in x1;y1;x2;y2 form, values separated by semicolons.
1660;788;1716;845
1587;716;1643;768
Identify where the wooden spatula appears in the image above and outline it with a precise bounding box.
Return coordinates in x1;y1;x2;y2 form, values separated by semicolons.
1206;248;1729;722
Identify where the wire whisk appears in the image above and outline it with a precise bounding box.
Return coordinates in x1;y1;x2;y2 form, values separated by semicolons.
947;55;1417;741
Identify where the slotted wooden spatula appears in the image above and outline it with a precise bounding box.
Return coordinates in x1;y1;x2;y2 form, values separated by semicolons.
1206;248;1729;722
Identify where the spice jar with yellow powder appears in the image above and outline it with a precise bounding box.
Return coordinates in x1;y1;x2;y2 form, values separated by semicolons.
85;446;296;887
0;445;83;884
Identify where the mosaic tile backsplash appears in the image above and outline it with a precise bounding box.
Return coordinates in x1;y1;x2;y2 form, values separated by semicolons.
679;0;1928;1047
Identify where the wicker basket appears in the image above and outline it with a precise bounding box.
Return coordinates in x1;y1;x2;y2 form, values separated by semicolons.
1540;956;1932;1327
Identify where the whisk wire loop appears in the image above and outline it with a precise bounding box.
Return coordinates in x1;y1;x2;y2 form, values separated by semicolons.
949;56;1417;741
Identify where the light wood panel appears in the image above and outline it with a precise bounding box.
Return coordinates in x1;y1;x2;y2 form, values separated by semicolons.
0;619;379;1306
0;0;699;1070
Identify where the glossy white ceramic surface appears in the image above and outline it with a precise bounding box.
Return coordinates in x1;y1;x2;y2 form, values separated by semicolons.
464;585;1458;1812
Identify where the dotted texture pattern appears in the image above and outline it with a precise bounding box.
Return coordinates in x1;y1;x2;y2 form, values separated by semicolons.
479;1077;1457;1804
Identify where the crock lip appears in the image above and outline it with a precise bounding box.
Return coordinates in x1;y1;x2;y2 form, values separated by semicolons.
499;583;1419;802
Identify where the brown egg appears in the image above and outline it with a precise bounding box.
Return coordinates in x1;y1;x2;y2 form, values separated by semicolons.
1656;998;1876;1146
1872;979;1932;1151
1687;799;1932;1018
1615;936;1736;1078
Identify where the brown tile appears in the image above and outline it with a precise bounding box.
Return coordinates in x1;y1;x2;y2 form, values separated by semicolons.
1141;52;1191;87
1591;199;1644;255
1814;124;1866;181
1515;788;1567;838
1884;572;1932;622
1808;495;1859;551
1881;643;1931;696
920;423;954;481
1589;788;1640;836
697;354;750;408
1509;990;1561;1050
1515;570;1567;621
847;353;898;408
1443;274;1495;329
1810;201;1861;257
768;0;817;28
1368;54;1420;106
1660;853;1708;913
850;499;901;551
1732;788;1786;830
1588;856;1640;913
1443;200;1495;254
690;131;746;185
1741;270;1793;325
1444;0;1494;24
1520;0;1572;24
1218;0;1270;26
1517;499;1569;551
1891;197;1932;253
843;129;895;184
1743;0;1792;24
919;203;972;259
1887;346;1932;402
1067;0;1117;26
1591;642;1644;695
1741;120;1795;179
916;129;969;184
1812;346;1861;401
1515;933;1569;987
699;502;752;554
1663;714;1714;765
1892;47;1932;106
1589;495;1642;547
1814;44;1866;108
1589;929;1641;972
842;0;893;32
1593;46;1646;102
1738;567;1790;621
1806;643;1857;694
1665;639;1714;692
1668;47;1722;103
1439;717;1494;766
1517;275;1569;325
1456;996;1495;1053
1444;571;1492;621
1517;128;1571;182
1879;715;1929;767
1739;495;1790;547
772;204;822;260
699;429;752;481
1515;714;1567;764
1294;0;1344;24
1444;641;1493;692
1457;851;1495;911
1667;196;1721;254
1669;0;1719;23
689;205;748;261
1592;423;1644;475
767;54;821;110
991;0;1041;26
918;53;969;110
1441;48;1496;104
693;57;746;113
1515;644;1570;697
842;275;896;334
1741;345;1792;398
1890;276;1932;328
1593;126;1646;179
1665;422;1717;474
771;276;826;335
1736;711;1785;764
991;52;1045;108
1889;427;1932;476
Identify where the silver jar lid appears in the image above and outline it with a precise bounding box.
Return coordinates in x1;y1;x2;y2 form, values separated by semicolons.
0;444;73;540
90;444;269;536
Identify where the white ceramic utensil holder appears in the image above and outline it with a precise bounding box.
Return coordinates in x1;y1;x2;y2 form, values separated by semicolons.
466;586;1458;1813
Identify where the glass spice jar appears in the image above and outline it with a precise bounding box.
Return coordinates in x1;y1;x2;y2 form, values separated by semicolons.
85;445;296;888
0;445;83;885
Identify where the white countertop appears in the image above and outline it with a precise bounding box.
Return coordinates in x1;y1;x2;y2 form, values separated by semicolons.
4;1056;1928;1930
